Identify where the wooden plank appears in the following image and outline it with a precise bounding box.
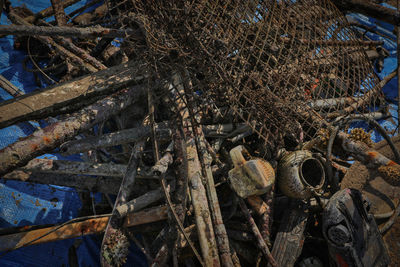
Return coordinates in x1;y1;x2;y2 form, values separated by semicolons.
0;205;168;252
0;60;146;129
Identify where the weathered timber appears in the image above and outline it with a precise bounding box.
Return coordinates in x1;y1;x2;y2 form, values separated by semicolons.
197;129;234;267
50;0;67;26
60;124;171;155
24;0;81;23
3;171;122;194
0;86;144;176
7;9;99;72
173;72;220;267
18;158;128;177
101;140;145;267
0;206;168;252
0;60;146;129
0;74;24;97
333;0;400;25
0;24;138;39
238;199;277;267
116;186;169;218
268;200;308;267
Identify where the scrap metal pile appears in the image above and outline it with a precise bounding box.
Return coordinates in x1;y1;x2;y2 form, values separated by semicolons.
0;0;399;266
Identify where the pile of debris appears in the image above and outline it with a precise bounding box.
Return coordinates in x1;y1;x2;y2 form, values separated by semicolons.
0;0;399;266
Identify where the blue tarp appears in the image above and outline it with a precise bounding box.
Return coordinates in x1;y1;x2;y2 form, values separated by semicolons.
0;1;399;266
0;1;146;266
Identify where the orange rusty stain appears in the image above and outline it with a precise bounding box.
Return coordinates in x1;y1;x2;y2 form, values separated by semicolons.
42;136;51;144
55;134;60;140
387;160;397;166
15;199;21;206
14;220;18;225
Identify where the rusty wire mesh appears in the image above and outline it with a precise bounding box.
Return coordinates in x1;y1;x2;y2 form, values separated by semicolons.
106;0;384;154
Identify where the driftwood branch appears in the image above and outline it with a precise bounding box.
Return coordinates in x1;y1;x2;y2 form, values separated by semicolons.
100;140;145;267
0;205;168;252
50;0;67;26
0;60;146;129
3;171;122;194
0;24;138;39
60;124;171;155
333;0;400;25
0;74;24;97
173;73;221;266
0;86;144;176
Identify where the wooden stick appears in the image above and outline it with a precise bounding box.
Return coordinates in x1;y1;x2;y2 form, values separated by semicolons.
60;124;171;155
50;0;67;26
116;185;172;217
173;72;220;266
7;9;99;72
0;205;168;252
16;159;128;177
0;24;138;39
327;69;397;119
0;60;145;129
3;171;122;194
238;199;277;267
196;129;234;267
0;74;24;97
24;0;81;23
0;86;143;176
333;0;400;26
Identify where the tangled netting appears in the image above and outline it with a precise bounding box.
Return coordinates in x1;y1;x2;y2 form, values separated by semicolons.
106;0;384;152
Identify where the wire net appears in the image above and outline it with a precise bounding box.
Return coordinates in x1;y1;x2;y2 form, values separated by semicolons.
106;0;384;153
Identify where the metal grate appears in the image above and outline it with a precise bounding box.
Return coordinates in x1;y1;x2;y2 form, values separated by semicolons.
106;0;384;154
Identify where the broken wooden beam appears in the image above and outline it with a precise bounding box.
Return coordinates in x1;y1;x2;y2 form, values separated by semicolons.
0;86;144;176
2;171;122;194
60;124;171;155
0;60;146;129
0;24;138;39
0;205;168;252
